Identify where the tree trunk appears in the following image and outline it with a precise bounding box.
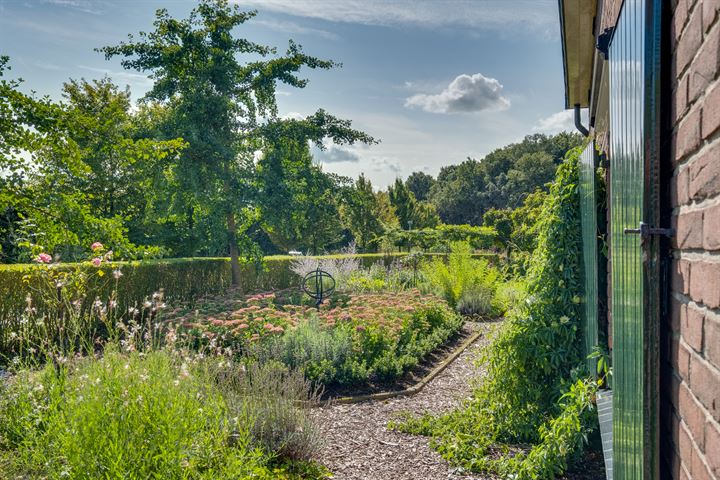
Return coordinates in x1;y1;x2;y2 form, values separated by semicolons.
226;211;242;287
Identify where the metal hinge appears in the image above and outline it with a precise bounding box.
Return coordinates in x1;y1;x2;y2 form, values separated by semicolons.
596;26;615;60
623;222;675;238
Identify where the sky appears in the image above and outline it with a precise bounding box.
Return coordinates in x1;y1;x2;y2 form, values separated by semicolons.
0;0;582;188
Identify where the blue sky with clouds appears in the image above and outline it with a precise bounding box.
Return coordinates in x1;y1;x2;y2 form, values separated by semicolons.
0;0;581;187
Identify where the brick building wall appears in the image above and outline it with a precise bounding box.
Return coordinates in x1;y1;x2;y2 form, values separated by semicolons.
666;0;720;478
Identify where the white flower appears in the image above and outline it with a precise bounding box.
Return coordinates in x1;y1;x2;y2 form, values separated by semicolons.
112;269;123;279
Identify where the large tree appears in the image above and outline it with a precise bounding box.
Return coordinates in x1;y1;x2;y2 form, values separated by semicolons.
429;133;582;225
341;173;387;251
0;58;181;262
405;171;435;202
100;1;373;284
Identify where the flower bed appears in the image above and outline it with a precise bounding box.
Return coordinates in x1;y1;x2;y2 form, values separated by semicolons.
164;289;463;386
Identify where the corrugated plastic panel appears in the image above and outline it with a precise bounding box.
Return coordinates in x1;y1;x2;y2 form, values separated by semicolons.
609;0;646;478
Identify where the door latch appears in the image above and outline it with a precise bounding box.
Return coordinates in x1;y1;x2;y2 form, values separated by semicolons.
623;222;675;238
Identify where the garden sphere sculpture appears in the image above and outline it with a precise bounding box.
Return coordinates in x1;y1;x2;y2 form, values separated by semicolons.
302;268;336;310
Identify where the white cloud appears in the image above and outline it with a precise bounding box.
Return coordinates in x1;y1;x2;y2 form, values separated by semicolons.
253;18;338;40
533;109;587;133
313;142;361;164
404;73;510;114
44;0;103;15
233;0;556;32
280;111;305;120
370;157;402;174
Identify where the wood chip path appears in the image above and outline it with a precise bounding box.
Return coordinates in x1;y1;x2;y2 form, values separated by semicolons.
311;320;500;480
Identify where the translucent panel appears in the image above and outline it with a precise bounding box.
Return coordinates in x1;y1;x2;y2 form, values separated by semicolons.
579;141;599;373
609;0;646;478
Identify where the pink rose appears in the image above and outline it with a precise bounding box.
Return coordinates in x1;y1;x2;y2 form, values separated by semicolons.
35;253;52;264
91;257;102;267
91;242;103;251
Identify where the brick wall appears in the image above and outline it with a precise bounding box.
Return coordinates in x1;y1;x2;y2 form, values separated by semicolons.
666;0;720;478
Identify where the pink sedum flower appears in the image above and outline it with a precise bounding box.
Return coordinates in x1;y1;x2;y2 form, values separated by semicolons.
91;242;104;251
35;253;52;264
91;257;102;267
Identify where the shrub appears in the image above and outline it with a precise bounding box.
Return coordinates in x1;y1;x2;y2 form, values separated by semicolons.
214;360;324;463
0;348;280;479
421;241;501;316
260;317;366;385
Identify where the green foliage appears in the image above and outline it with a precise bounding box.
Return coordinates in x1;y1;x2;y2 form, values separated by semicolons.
258;140;351;254
341;174;388;251
394;146;595;477
262;318;365;385
0;60;181;263
428;133;583;225
384;224;497;252
0;253;450;361
420;242;501;316
218;361;324;463
405;171;436;202
388;178;440;230
0;348;290;479
499;377;599;479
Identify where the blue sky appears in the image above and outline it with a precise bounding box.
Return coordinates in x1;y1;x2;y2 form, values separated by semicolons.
0;0;580;187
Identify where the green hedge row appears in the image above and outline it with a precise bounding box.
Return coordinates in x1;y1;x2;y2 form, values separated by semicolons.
0;252;498;326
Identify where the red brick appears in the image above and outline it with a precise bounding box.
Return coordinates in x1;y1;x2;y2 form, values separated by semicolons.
689;142;720;200
673;336;692;379
705;0;720;32
702;80;720;138
689;27;720;102
674;76;690;126
705;313;720;369
679;167;691;206
703;203;720;250
672;166;691;208
684;303;706;351
691;444;714;480
677;8;704;75
672;296;686;331
680;382;707;449
674;0;689;42
689;262;720;308
690;355;720;420
705;420;720;476
676;107;702;162
680;463;691;480
673;259;692;295
679;419;695;463
676;210;705;249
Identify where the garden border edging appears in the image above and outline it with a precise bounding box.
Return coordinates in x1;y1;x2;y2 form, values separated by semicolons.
321;327;485;406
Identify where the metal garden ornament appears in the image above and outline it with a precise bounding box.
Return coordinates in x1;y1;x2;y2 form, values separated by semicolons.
302;268;336;310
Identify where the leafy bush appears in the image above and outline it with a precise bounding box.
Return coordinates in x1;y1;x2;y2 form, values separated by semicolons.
421;242;501;316
500;376;599;479
0;348;286;479
394;146;596;477
261;318;365;385
215;360;324;463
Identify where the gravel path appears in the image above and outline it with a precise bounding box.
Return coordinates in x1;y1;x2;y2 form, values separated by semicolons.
312;320;501;480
